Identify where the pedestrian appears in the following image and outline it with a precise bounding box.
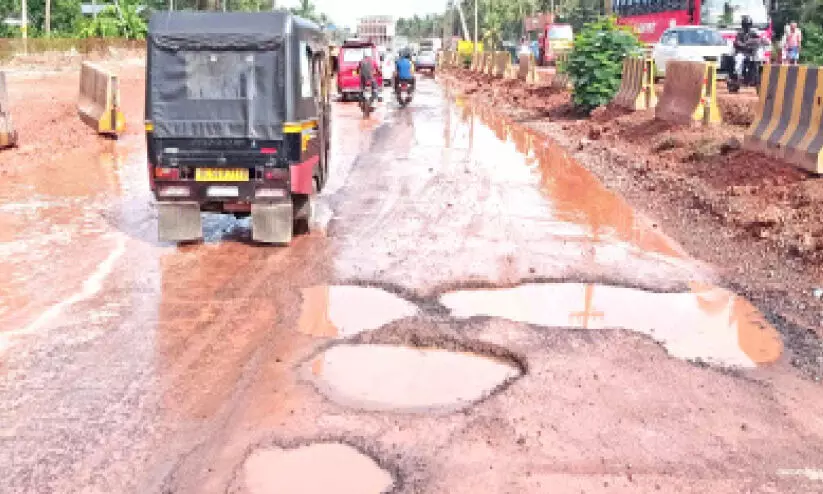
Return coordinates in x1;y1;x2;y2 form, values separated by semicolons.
783;22;802;65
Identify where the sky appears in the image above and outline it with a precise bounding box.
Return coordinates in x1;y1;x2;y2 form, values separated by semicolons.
281;0;448;29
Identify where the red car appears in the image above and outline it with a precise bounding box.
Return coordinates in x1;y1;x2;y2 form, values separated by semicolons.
337;39;382;101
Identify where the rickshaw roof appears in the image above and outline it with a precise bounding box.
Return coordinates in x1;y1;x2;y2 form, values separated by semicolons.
148;11;324;50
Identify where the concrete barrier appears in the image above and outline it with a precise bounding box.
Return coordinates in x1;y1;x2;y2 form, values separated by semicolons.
612;56;657;111
744;64;823;174
77;62;125;136
552;52;572;90
493;52;510;78
518;54;538;83
0;71;18;149
656;61;721;126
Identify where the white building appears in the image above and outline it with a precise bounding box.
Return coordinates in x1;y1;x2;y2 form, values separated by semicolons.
357;15;395;48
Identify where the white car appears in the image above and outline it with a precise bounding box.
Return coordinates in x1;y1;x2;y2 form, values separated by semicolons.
652;26;732;77
415;50;437;73
381;51;395;86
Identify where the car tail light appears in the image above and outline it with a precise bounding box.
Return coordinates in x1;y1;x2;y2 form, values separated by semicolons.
155;167;180;180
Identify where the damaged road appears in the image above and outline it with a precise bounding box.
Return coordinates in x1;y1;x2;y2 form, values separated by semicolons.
1;67;823;494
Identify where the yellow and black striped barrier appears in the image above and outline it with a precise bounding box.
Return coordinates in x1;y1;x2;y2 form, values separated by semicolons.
77;62;126;137
612;56;657;111
744;64;823;174
656;60;721;126
0;71;17;149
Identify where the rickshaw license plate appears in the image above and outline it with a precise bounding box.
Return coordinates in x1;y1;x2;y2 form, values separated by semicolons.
195;168;248;182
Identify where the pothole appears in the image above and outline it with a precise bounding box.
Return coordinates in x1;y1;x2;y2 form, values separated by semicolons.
242;442;394;494
298;285;418;338
307;343;521;412
440;282;783;368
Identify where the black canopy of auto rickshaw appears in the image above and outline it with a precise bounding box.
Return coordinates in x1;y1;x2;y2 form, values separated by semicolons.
146;11;328;141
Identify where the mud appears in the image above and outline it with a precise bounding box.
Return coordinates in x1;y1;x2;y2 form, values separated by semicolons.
442;282;783;367
307;343;521;412
298;285;418;338
240;442;394;494
3;62;823;494
441;68;823;379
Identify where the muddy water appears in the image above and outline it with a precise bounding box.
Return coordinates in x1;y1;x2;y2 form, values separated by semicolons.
441;282;783;367
297;285;418;338
242;442;393;494
308;344;521;412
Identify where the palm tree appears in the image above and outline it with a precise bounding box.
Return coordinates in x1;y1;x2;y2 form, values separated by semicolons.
291;0;317;21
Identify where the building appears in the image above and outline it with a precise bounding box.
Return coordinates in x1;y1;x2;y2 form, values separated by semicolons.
357;15;395;47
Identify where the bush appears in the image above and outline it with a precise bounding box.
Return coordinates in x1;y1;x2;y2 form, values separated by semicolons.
800;22;823;66
566;16;642;114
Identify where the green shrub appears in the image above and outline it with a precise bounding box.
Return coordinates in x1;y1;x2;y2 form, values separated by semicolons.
566;16;642;113
800;22;823;65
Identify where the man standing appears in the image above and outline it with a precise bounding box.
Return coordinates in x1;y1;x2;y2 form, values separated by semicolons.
783;22;802;65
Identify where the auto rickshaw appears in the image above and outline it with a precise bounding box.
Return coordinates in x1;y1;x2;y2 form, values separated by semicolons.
145;11;331;244
336;38;381;101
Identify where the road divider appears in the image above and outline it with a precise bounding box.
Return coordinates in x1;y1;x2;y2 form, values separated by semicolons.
518;54;538;84
77;62;125;137
656;60;721;126
493;52;510;78
0;71;18;149
552;52;572;90
612;56;657;111
744;64;823;174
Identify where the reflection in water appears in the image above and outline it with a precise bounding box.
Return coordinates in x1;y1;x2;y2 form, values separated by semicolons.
441;283;783;367
309;344;520;412
243;443;394;494
297;285;418;338
461;99;689;264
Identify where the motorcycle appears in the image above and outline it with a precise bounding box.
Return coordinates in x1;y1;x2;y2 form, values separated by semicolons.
395;79;414;108
359;80;378;118
722;38;768;94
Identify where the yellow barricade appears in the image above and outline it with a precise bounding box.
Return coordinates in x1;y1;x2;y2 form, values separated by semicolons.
744;64;823;174
77;62;126;136
552;52;572;90
656;60;721;126
612;56;657;111
0;71;18;149
493;51;511;78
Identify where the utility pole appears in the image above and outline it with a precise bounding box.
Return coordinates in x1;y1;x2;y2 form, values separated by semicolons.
473;0;478;54
21;0;28;39
45;0;50;35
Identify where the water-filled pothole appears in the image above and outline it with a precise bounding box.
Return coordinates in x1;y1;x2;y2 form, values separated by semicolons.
308;344;521;412
440;282;782;368
298;285;418;338
243;442;393;494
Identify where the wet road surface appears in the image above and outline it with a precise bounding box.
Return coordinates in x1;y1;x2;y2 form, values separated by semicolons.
2;78;823;493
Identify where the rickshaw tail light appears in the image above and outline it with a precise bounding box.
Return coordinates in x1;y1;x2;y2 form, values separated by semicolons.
260;147;277;154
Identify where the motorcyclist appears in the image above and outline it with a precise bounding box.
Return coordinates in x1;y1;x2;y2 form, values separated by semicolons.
394;48;416;93
732;15;762;79
358;51;381;103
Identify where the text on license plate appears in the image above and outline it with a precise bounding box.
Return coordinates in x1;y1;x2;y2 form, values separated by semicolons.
195;168;249;182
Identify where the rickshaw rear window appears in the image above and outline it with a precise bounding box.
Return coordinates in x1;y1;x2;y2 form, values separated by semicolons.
341;47;372;63
184;51;256;99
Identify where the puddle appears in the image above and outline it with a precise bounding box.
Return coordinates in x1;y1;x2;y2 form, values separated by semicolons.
298;285;418;338
243;442;393;494
440;282;783;368
308;344;520;412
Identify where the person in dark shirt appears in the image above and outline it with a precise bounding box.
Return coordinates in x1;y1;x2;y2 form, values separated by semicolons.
358;51;381;103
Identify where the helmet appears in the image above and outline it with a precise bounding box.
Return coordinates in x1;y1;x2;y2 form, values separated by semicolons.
399;48;411;59
741;15;753;31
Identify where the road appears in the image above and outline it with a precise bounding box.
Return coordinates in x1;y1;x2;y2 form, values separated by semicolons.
1;76;823;494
